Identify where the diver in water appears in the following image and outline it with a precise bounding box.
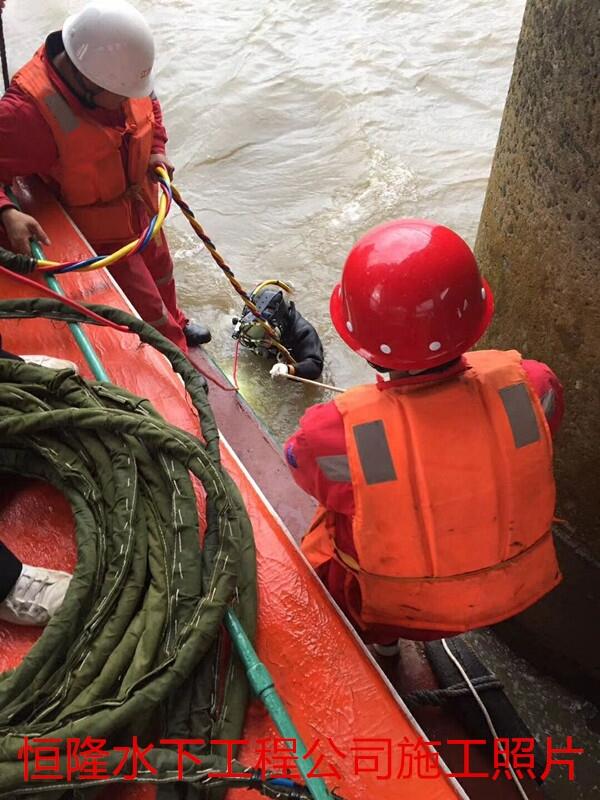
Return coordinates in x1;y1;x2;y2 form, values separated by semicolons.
233;281;324;381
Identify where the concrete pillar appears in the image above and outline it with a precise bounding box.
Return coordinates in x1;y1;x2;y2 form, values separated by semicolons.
475;0;600;703
475;0;600;558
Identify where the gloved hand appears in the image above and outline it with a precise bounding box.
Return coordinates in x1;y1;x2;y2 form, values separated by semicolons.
270;363;289;380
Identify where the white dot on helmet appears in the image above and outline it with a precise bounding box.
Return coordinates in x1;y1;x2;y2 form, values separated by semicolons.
429;341;442;352
346;320;354;333
481;287;487;300
380;344;392;354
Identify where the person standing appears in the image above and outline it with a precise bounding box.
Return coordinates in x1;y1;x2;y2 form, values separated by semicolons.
0;0;210;352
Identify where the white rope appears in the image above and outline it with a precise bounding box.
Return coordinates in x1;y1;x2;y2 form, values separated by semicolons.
281;372;345;393
440;638;531;800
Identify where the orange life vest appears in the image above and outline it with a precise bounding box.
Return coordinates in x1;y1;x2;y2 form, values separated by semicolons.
302;350;561;633
12;47;157;246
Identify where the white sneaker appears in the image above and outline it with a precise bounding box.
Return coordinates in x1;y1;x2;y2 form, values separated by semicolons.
0;564;72;626
21;355;78;372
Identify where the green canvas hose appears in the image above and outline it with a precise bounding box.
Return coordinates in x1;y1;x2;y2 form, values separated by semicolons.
0;298;339;800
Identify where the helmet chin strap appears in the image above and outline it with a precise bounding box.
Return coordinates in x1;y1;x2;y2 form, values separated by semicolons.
57;52;102;108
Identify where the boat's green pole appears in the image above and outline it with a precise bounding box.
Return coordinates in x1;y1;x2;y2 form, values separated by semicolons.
225;610;333;799
7;183;108;381
26;239;334;800
30;241;110;382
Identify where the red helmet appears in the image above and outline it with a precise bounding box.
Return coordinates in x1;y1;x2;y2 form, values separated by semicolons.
330;219;494;371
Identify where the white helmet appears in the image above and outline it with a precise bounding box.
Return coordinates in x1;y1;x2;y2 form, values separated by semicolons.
62;0;155;98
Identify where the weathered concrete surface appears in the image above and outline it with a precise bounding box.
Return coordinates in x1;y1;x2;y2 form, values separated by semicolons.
496;524;600;706
475;0;600;556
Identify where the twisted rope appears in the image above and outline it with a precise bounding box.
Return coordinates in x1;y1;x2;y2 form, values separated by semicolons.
403;675;503;708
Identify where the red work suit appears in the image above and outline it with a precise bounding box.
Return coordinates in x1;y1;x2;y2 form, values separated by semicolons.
0;33;188;351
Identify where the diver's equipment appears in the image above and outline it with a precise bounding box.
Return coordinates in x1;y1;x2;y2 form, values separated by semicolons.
232;280;294;359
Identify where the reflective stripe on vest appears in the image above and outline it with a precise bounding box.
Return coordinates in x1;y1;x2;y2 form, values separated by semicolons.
353;420;397;485
332;349;560;633
352;386;544;485
499;382;540;448
317;455;351;482
43;91;80;134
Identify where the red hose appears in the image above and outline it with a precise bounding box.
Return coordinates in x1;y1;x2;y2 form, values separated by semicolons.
1;265;240;392
232;338;240;391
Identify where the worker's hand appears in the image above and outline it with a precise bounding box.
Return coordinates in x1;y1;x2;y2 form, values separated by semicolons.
0;208;51;255
270;363;289;380
148;153;175;182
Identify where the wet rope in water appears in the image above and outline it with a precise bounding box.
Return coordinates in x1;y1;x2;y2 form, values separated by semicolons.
403;675;503;708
